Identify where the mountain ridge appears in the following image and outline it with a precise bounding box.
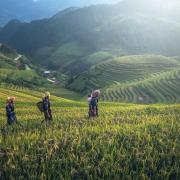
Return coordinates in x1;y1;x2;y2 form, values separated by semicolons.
0;0;120;26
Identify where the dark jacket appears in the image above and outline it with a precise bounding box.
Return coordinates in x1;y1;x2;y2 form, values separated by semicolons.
90;97;98;108
6;102;16;123
42;97;52;121
42;97;51;111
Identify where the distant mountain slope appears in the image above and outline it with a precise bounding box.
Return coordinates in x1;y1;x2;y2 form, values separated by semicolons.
1;2;180;74
0;44;82;99
0;0;78;26
0;43;17;58
0;43;31;69
0;44;45;87
0;0;120;26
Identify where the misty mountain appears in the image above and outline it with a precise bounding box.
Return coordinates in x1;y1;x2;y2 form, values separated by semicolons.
118;0;180;23
0;0;120;26
0;0;75;26
1;0;180;76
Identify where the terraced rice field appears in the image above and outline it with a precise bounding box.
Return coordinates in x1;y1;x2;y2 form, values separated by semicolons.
87;55;180;103
102;68;180;103
70;55;180;103
0;87;180;179
88;55;178;85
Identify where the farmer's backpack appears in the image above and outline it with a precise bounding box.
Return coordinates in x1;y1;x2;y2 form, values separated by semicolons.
36;101;44;112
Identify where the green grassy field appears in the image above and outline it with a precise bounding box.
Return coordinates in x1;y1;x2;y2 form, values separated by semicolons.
0;87;180;179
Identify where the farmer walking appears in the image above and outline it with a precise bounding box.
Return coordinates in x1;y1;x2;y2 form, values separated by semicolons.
42;92;53;123
6;97;17;125
88;90;100;117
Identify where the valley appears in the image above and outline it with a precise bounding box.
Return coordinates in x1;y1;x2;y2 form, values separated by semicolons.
0;0;180;179
0;1;180;104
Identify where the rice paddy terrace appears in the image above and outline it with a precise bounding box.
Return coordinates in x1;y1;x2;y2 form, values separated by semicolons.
102;68;180;103
0;86;180;179
91;55;178;86
70;55;180;103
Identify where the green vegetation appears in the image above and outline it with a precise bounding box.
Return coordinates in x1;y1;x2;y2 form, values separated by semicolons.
69;55;180;104
98;55;180;103
0;87;180;179
0;45;45;88
115;55;178;64
42;42;87;71
1;44;180;104
0;69;46;87
1;2;180;104
0;45;17;68
2;0;180;75
102;68;180;103
0;55;15;69
0;44;82;100
38;84;83;101
85;51;114;64
0;43;17;59
0;1;180;177
1;1;180;104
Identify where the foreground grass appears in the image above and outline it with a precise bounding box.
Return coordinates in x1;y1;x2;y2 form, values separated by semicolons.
0;88;180;179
